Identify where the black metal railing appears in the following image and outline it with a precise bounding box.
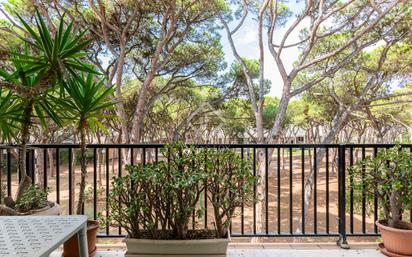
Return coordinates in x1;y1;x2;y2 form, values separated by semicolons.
0;143;411;245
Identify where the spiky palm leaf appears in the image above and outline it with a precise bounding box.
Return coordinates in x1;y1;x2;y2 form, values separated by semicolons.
0;54;62;129
14;11;96;80
0;88;22;141
55;73;115;133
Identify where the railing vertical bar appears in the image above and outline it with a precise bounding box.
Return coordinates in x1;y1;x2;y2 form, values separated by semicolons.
410;147;412;223
277;147;281;234
43;149;47;190
265;147;269;235
289;147;293;234
241;147;245;235
167;150;171;231
31;149;35;184
361;147;366;234
30;149;35;184
337;144;348;247
313;147;317;234
349;147;354;234
93;148;97;221
155;147;158;163
7;149;11;197
105;147;110;235
192;148;196;231
68;148;73;215
131;148;134;165
301;147;305;234
17;149;21;184
253;147;256;235
0;150;2;203
56;148;60;204
326;147;330;234
143;148;146;164
204;151;208;230
373;147;378;234
118;148;122;235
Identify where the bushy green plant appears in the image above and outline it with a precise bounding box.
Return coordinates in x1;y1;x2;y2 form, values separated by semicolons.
201;148;256;238
106;143;257;240
107;142;207;239
349;145;412;229
15;185;49;213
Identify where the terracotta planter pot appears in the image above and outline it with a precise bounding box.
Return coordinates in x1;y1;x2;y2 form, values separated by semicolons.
62;220;99;257
124;237;229;257
376;220;412;256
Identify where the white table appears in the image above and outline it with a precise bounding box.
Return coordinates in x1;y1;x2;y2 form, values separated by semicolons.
0;215;88;257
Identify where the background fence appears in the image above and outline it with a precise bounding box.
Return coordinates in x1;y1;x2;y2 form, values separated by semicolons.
0;143;411;244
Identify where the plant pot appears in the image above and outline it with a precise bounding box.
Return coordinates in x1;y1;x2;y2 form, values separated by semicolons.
26;202;61;215
124;237;230;257
376;220;412;256
62;220;99;257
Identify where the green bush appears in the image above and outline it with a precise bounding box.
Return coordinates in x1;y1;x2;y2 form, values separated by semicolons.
201;148;256;238
105;142;257;239
349;145;412;229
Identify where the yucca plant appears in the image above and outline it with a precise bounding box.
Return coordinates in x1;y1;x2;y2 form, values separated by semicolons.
54;73;115;215
0;55;63;203
0;10;97;207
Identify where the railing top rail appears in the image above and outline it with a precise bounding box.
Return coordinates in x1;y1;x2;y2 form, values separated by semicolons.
0;143;411;149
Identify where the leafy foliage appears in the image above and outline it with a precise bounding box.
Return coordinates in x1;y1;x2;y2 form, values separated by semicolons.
0;88;22;141
349;145;412;228
15;184;49;213
201;148;257;237
0;9;104;209
14;11;96;79
106;142;257;239
55;73;115;133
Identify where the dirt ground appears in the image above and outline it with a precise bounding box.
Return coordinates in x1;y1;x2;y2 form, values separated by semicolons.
1;148;381;243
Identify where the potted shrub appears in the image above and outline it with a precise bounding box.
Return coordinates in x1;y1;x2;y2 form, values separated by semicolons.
0;184;60;216
106;143;256;256
349;145;412;256
55;73;115;257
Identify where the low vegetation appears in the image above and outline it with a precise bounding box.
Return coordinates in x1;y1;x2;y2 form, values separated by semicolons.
105;143;257;239
349;145;412;229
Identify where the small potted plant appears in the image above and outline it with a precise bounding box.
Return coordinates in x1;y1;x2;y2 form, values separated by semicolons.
0;184;60;216
349;145;412;256
106;143;256;256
